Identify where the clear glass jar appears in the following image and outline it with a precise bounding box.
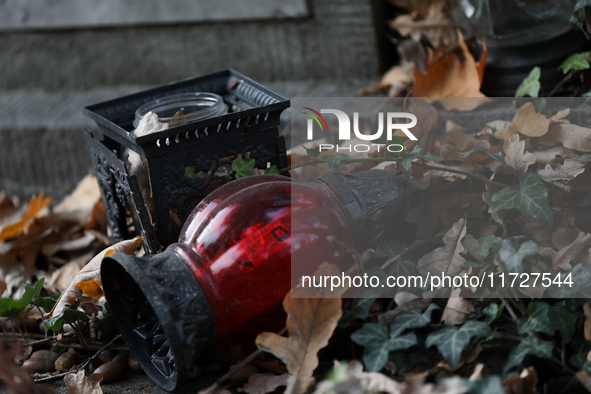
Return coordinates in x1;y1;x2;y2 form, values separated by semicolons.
133;92;228;128
452;0;577;46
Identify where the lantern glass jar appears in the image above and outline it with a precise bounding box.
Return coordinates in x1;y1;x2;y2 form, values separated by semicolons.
452;0;577;46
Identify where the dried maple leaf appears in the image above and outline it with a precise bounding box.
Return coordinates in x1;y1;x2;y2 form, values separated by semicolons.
49;237;141;318
255;263;345;394
503;134;536;175
412;31;491;111
0;192;51;241
417;217;467;276
242;373;289;394
64;368;103;394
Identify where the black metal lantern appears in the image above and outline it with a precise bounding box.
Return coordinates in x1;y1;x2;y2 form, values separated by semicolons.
83;69;290;254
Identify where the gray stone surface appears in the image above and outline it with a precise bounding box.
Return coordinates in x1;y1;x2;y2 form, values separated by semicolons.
0;79;373;201
0;0;380;90
0;0;309;30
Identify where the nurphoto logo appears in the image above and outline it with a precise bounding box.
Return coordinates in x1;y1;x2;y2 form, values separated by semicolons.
302;107;417;153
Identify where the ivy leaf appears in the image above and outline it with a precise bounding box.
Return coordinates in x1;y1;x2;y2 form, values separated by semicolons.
559;51;591;73
547;264;591;298
483;303;504;324
265;165;280;175
498;239;539;273
503;336;553;374
350;297;377;320
232;159;255;179
567;154;591;163
0;299;14;318
10;278;45;317
351;322;388;347
476;235;503;257
492;173;553;227
515;67;541;97
548;303;578;343
390;304;439;338
448;150;507;168
546;376;584;394
46;300;88;333
32;294;60;313
377;240;407;258
517;301;554;335
321;154;350;170
570;338;591;369
399;145;441;171
533;98;554;117
351;323;418;372
426;320;490;368
303;145;320;161
571;1;591;40
467;376;505;394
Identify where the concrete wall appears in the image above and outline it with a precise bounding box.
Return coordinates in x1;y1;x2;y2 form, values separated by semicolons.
0;0;380;90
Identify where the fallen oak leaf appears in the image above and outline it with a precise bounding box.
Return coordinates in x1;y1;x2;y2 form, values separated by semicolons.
255;263;345;394
0;191;51;241
49;237;141;318
64;368;103;394
537;160;585;193
502;133;536;175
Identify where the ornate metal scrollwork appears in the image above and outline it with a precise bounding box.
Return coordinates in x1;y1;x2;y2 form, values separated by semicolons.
159;145;275;239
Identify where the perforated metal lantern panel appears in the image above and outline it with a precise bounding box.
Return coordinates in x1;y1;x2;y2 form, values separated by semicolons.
83;69;290;253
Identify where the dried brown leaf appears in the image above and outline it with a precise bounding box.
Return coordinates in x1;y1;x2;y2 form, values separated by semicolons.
76;280;104;298
361;63;414;96
577;370;591;392
502;367;538;394
255;263;345;394
538;122;591;152
54;174;101;214
0;192;51;242
537;160;585;192
241;373;289;394
551;230;591;271
313;360;403;394
49;237;141;318
440;288;474;325
503;133;536;175
412;31;491;111
64;368;103;394
417;217;467;275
